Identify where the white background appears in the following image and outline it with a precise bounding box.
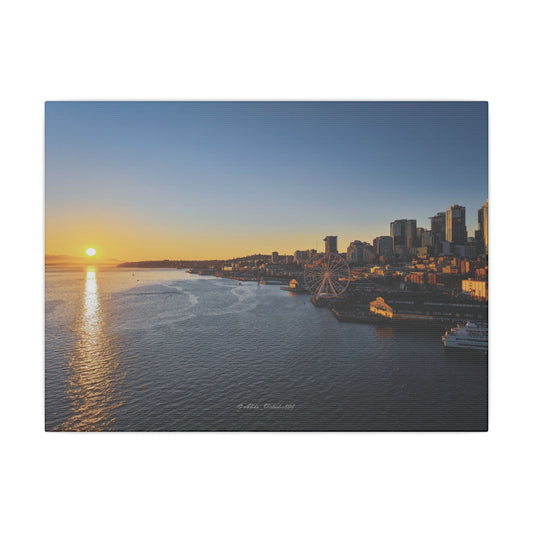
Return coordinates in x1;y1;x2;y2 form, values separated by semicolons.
1;1;531;532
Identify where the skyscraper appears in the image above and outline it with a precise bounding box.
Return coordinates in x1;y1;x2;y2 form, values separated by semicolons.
390;219;416;250
429;212;446;254
324;236;338;255
482;200;488;255
446;205;467;244
417;227;424;247
419;230;433;248
406;220;417;248
390;220;406;248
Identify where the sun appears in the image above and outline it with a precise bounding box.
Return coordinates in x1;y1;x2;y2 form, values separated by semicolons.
86;248;97;257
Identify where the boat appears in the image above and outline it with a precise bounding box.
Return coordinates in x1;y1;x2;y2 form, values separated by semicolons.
442;322;488;352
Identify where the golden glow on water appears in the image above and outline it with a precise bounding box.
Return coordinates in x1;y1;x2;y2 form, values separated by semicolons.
60;267;122;431
375;326;394;339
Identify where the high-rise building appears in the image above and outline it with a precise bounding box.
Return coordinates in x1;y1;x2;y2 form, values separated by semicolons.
390;220;406;248
347;241;375;264
271;251;279;263
347;241;358;262
419;229;433;248
417;227;424;247
429;212;446;254
294;250;309;263
347;241;363;263
406;220;417;248
479;199;488;255
373;236;393;259
446;204;467;244
324;236;338;255
390;219;416;250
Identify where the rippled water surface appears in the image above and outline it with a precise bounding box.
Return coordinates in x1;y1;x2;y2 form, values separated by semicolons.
45;267;488;431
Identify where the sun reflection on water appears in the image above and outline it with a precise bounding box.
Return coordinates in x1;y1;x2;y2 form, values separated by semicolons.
60;267;123;431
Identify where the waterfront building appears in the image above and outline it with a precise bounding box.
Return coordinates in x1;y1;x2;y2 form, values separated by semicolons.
446;204;467;244
324;236;338;255
369;296;487;321
373;236;393;259
462;279;488;300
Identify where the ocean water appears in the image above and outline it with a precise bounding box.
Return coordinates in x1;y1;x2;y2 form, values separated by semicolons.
45;267;488;431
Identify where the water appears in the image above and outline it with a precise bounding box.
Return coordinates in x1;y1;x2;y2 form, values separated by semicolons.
45;267;488;431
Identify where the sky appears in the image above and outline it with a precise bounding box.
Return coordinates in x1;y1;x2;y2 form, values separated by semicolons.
45;101;488;261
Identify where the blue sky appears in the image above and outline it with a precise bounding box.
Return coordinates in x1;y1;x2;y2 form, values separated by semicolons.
45;101;488;260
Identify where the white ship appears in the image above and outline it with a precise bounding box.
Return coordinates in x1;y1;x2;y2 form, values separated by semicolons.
442;322;488;352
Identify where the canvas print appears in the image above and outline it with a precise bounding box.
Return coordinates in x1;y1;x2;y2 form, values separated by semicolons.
45;101;488;431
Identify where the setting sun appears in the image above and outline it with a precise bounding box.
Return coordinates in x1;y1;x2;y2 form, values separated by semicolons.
86;248;96;257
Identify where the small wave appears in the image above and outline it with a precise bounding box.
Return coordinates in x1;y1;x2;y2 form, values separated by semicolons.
114;291;184;297
161;283;199;306
186;292;199;305
205;284;259;317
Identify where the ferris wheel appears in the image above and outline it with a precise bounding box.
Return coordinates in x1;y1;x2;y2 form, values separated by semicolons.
304;252;351;299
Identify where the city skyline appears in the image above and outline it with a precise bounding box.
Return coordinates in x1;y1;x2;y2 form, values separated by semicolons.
45;196;488;264
46;102;488;261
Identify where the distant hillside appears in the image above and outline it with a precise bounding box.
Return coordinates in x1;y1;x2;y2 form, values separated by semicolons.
116;255;270;268
116;259;225;268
